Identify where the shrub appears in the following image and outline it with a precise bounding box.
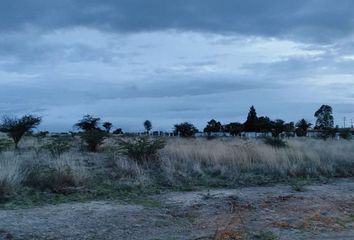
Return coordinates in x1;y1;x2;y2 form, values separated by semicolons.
263;137;287;148
42;137;72;157
117;137;165;165
81;129;107;152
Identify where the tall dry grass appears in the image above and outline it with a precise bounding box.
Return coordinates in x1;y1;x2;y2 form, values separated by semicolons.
0;148;89;197
160;138;354;186
0;152;23;199
1;136;353;200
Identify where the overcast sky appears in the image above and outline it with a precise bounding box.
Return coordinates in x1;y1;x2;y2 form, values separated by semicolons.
1;0;354;132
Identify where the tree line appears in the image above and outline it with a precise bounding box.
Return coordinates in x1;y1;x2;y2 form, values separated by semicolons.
174;104;344;139
0;104;350;151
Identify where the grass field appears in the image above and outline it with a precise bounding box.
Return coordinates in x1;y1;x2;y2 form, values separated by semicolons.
1;135;353;207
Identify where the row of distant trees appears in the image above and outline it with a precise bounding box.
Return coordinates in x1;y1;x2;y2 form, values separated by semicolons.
203;105;334;137
0;104;348;150
173;105;342;139
0;114;155;151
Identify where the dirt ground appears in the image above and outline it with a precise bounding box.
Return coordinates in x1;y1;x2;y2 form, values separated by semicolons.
1;178;353;240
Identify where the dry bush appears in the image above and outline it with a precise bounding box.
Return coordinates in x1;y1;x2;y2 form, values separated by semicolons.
160;138;354;186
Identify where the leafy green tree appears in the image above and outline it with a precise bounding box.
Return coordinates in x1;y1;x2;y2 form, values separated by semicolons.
314;105;334;129
143;120;152;134
295;119;312;137
75;115;100;131
244;106;258;132
102;122;113;133
314;105;334;139
174;122;198;137
0;115;41;149
203;119;223;134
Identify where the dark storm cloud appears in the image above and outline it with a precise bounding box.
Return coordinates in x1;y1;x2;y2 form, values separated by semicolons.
1;0;354;42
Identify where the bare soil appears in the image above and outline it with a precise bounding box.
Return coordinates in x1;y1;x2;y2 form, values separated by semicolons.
1;178;353;240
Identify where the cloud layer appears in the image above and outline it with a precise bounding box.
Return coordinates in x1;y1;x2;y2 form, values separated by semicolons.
0;1;353;131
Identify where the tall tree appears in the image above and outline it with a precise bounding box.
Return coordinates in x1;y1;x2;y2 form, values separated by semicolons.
143;120;152;134
314;105;335;139
0;115;41;149
295;119;312;137
244;106;258;132
314;105;334;129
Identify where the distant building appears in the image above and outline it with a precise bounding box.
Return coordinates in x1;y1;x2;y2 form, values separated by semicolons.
240;132;272;138
306;129;322;138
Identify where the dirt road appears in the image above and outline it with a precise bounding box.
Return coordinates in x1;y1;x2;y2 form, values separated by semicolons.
1;178;353;240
